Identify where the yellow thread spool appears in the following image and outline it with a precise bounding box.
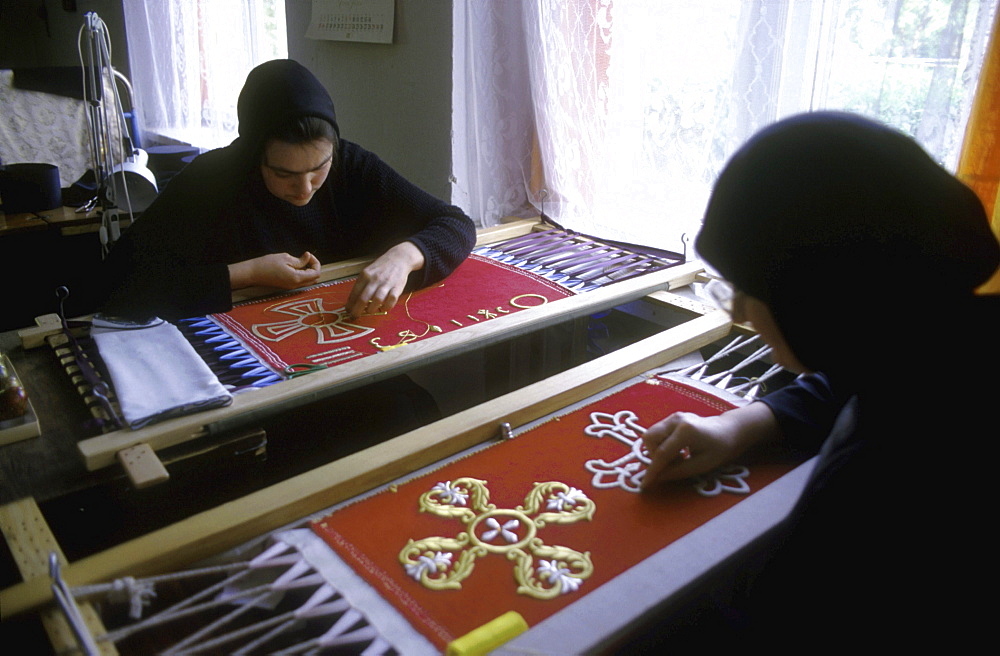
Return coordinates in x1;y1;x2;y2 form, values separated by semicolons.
446;611;528;656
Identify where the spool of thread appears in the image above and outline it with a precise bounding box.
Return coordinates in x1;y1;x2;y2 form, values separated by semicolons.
0;163;62;213
446;611;528;656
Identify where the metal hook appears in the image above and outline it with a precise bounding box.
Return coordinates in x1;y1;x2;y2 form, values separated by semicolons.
49;552;101;655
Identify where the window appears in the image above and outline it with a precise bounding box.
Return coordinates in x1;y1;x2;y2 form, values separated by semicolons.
454;0;997;251
123;0;287;151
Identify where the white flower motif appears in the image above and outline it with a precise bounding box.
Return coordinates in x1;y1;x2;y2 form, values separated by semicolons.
431;481;469;506
482;517;520;543
404;551;453;581
693;465;752;497
585;410;645;443
537;559;583;594
546;487;587;511
582;409;652;493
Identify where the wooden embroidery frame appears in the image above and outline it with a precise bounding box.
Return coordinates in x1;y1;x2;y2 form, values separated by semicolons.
2;217;752;652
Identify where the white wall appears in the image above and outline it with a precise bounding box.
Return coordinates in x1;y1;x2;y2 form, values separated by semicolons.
284;0;455;201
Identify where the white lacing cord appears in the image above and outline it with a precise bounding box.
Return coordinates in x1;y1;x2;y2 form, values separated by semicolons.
91;545;302;643
670;332;788;400
70;560;280;620
730;363;785;401
702;344;773;389
674;334;761;380
69;537;382;654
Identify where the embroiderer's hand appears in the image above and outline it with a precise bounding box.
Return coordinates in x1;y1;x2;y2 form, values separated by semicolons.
346;242;425;317
229;252;321;290
640;402;781;490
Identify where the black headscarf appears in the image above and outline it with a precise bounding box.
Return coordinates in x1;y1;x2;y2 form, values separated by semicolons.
234;59;340;159
696;112;998;377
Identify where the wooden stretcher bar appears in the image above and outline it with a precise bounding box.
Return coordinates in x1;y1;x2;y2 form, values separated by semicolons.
14;219;542;351
229;218;543;305
12;217;700;480
0;309;732;622
0;498;117;654
75;255;704;471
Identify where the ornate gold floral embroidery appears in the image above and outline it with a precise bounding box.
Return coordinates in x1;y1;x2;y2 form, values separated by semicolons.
399;477;595;600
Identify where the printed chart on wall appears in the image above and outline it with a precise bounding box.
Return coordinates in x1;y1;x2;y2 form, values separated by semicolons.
306;0;395;43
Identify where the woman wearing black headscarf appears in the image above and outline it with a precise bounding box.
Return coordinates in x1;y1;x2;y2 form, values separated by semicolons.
101;59;475;322
637;112;998;648
92;60;472;482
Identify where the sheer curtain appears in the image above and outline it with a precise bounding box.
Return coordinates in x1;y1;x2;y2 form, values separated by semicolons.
958;7;1000;293
454;0;998;253
122;0;287;151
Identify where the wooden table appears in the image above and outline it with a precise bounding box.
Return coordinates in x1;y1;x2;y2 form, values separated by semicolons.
0;205;111;237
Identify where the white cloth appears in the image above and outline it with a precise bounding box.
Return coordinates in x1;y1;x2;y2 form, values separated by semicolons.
92;319;232;429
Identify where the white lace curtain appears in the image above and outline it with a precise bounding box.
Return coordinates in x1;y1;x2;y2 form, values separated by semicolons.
453;0;998;252
122;0;286;151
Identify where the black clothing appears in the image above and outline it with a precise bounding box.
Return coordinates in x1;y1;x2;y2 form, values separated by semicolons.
621;299;998;652
757;372;845;454
94;61;457;508
650;114;1000;649
100;59;475;321
696;112;998;378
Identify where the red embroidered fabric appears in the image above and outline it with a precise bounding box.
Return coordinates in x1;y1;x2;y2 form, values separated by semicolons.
209;255;575;373
311;378;802;648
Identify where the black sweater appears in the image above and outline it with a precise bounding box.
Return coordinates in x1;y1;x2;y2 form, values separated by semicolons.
100;140;475;321
100;59;475;321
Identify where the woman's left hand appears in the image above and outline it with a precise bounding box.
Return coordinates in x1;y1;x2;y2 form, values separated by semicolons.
346;241;425;317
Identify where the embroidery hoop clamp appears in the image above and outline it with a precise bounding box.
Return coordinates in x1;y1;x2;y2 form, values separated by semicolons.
284;363;327;379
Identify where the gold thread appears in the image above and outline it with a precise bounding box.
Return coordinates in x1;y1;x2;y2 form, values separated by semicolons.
300;312;341;327
510;293;549;309
372;291;442;351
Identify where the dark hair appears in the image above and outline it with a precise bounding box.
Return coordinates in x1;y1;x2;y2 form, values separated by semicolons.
270;115;338;145
261;115;340;172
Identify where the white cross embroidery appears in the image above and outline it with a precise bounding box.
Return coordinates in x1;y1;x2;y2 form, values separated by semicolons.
250;297;374;344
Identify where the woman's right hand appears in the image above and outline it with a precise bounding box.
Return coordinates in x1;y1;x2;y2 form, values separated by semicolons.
640;402;781;490
229;252;321;290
